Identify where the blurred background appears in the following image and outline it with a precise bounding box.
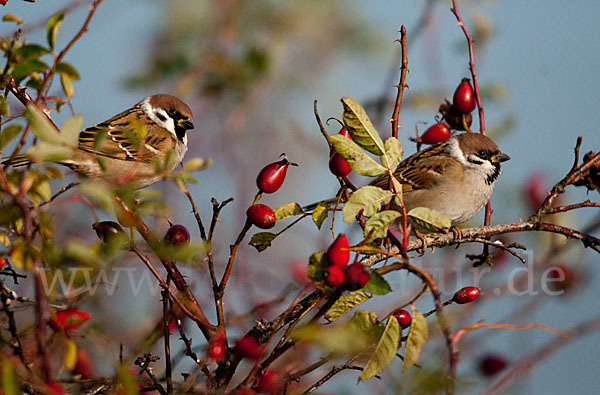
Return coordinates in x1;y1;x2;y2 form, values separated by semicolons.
2;0;600;393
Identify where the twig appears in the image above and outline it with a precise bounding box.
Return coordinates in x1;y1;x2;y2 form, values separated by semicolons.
180;181;207;239
161;288;173;394
450;0;485;133
391;25;409;139
134;354;167;395
301;357;359;394
484;316;600;394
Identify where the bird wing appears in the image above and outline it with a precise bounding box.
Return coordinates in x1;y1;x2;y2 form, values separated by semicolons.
371;147;452;192
78;107;175;163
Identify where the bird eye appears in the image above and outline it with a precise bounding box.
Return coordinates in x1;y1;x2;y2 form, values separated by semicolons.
477;149;488;159
167;109;178;118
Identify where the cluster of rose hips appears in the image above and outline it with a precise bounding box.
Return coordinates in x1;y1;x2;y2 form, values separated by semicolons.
246;155;296;229
417;78;477;145
323;234;371;291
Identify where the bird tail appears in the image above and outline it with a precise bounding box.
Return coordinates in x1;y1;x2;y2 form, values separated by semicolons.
2;155;33;168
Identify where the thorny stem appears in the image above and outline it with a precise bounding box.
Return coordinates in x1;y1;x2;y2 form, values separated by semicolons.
391;25;409;139
162;288;173;394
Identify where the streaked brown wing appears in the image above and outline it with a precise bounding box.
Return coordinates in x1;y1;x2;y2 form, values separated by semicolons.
78;107;174;162
371;147;450;192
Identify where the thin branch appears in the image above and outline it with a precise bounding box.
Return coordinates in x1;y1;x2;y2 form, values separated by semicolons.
390;25;409;139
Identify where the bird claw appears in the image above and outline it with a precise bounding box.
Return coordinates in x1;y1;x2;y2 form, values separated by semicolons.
450;226;462;240
414;229;428;255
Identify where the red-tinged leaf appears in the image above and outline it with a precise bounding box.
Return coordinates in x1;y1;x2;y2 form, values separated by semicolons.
402;305;428;371
359;315;401;381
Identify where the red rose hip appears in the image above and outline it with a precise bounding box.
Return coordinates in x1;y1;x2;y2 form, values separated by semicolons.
452;78;476;113
235;335;262;360
420;122;451;145
256;155;294;194
344;262;371;291
445;105;473;130
478;354;507;377
453;286;480;304
326;234;350;267
257;370;282;394
392;309;412;328
324;265;345;287
246;204;277;229
208;334;227;361
329;152;352;177
164;224;190;246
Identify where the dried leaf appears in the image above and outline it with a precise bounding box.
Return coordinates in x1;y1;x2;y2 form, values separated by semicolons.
249;232;276;252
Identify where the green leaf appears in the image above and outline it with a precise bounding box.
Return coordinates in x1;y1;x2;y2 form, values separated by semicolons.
0;203;21;226
79;180;114;210
0;94;9;116
382;137;403;171
60;73;75;98
16;44;49;60
348;310;384;344
360;316;401;381
329;134;386;176
402;305;428;372
274;202;303;220
408;207;451;232
364;210;402;242
25;104;64;145
249;232;276;252
55;62;80;79
0;125;22;150
362;271;392;295
311;201;329;229
341;97;385;156
182;157;210;172
93;129;107;151
325;291;371;322
12;59;49;82
46;11;65;50
117;364;140;395
1;357;19;395
307;252;327;282
26;143;73;163
342;186;394;224
65;239;99;265
61;115;83;146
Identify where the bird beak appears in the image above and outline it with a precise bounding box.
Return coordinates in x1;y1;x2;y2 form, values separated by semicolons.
178;119;194;130
491;152;510;164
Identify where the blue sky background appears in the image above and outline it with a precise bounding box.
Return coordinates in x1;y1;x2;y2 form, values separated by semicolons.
2;1;600;393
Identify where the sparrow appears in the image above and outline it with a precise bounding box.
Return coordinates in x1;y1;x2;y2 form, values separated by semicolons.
3;94;194;189
309;133;510;226
372;132;510;225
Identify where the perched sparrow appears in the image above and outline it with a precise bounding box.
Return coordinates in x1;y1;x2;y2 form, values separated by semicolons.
3;94;194;189
371;133;510;225
307;133;509;226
